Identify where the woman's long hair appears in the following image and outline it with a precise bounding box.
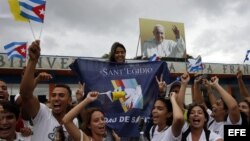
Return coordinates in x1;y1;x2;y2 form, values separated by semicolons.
81;107;105;137
187;103;209;130
109;42;126;62
155;97;173;126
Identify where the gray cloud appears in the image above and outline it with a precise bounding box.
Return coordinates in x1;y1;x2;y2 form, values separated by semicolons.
1;0;250;64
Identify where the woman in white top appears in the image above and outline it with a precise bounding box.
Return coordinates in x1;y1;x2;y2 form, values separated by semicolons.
182;103;223;141
150;92;184;141
62;91;120;141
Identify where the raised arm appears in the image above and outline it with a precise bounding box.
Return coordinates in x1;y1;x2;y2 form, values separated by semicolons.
62;91;99;141
177;72;190;111
203;79;217;107
236;69;250;99
170;92;184;137
19;40;41;118
193;74;205;105
210;76;240;124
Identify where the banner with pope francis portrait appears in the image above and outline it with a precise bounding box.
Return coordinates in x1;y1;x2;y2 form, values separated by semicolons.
139;18;186;59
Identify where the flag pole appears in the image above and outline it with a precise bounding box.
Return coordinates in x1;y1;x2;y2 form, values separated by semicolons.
184;51;188;72
28;20;36;40
38;24;44;40
135;34;141;58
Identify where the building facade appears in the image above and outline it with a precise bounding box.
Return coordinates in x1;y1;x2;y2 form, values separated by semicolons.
0;53;249;104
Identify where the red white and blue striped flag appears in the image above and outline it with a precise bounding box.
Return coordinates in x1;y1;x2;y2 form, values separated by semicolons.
19;0;46;23
187;55;204;72
4;42;27;60
148;54;160;61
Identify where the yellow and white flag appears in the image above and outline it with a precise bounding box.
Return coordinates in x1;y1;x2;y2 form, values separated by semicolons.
8;0;28;22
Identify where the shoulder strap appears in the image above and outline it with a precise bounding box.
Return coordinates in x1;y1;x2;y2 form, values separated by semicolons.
204;129;211;141
208;119;214;128
181;127;191;141
151;125;156;139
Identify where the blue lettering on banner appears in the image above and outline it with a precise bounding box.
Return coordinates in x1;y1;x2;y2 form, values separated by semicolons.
70;59;170;137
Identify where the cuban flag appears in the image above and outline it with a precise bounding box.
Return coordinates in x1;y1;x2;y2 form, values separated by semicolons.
4;42;27;60
148;54;160;61
187;55;204;72
19;0;46;23
244;50;250;63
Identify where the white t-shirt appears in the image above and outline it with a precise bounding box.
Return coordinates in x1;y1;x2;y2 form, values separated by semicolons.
142;37;185;58
207;109;242;139
182;123;222;141
185;129;222;141
31;103;79;141
0;132;31;141
150;125;181;141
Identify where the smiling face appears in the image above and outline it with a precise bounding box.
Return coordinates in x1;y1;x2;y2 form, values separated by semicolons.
211;99;227;121
0;102;19;141
109;42;126;63
50;86;71;116
188;106;207;129
89;111;106;137
153;25;165;43
114;46;126;63
0;81;9;101
0;111;17;139
239;101;250;118
152;100;170;127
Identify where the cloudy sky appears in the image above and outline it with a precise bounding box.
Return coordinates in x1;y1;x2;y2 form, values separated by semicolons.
1;0;250;64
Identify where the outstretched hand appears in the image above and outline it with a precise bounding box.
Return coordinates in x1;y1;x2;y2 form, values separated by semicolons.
209;76;219;86
169;91;177;102
172;25;180;39
155;74;167;93
236;68;243;80
28;40;40;62
180;72;190;84
76;82;85;102
86;91;99;102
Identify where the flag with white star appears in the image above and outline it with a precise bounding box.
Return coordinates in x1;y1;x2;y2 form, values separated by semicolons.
4;42;27;60
19;0;46;23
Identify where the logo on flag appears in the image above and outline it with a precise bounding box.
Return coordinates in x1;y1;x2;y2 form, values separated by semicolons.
244;50;250;63
70;59;170;137
4;42;27;60
100;79;143;112
187;55;204;72
19;0;46;23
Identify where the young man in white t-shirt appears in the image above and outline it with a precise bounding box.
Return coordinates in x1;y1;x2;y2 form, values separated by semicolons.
19;40;78;141
0;101;31;141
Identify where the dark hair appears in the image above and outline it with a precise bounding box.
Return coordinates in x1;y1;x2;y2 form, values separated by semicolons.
54;84;72;97
241;99;250;109
187;103;209;130
0;101;19;119
154;98;173;126
169;83;181;93
82;107;105;136
109;42;126;62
